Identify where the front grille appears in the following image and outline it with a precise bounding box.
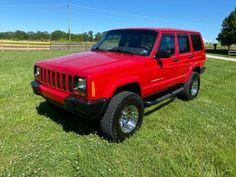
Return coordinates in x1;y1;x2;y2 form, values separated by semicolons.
39;67;73;94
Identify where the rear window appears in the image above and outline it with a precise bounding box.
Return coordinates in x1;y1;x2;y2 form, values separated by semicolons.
177;34;190;54
191;34;203;51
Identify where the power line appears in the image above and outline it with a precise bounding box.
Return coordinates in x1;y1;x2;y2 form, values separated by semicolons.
0;2;213;33
0;2;168;23
0;3;65;8
71;4;177;25
71;5;211;26
72;4;152;19
0;5;66;12
0;3;160;21
71;7;170;25
70;8;147;22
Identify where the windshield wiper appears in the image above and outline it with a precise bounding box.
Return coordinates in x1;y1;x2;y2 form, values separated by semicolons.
108;48;134;55
92;47;108;52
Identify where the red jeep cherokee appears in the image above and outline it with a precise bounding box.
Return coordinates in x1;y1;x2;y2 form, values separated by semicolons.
31;28;206;141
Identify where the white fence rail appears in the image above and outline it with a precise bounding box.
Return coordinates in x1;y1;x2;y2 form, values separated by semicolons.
229;49;236;56
1;40;94;51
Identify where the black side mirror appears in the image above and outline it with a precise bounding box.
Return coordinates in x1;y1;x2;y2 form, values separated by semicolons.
156;50;172;59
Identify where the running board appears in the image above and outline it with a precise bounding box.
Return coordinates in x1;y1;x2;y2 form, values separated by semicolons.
144;87;184;107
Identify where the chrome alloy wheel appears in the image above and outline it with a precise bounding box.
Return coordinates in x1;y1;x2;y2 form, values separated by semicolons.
119;105;139;134
191;79;199;96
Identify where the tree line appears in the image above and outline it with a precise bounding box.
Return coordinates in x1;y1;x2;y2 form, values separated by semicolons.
0;30;104;42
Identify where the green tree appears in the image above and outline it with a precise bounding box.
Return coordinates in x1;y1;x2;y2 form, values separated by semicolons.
0;32;14;39
36;31;50;41
51;30;68;41
94;32;103;41
27;31;50;41
76;34;84;42
27;31;35;40
217;8;236;53
0;30;103;42
88;31;94;41
13;30;28;40
81;32;90;41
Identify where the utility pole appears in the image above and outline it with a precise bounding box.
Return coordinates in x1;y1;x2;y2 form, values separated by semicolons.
67;0;71;42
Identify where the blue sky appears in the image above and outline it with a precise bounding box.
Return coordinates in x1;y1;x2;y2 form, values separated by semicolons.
0;0;235;42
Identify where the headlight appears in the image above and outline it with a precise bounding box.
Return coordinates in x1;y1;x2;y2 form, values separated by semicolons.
78;78;87;91
74;77;87;97
34;66;40;80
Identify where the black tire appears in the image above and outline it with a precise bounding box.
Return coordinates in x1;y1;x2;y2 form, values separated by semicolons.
100;91;144;142
180;72;200;100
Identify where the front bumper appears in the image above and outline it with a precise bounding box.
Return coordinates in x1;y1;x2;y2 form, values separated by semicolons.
31;81;109;119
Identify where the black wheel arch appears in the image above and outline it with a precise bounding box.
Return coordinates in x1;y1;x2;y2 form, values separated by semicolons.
113;82;142;97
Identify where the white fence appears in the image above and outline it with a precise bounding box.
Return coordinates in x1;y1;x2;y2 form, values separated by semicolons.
229;49;236;56
1;40;94;51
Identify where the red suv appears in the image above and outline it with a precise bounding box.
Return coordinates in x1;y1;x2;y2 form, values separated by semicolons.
32;28;206;141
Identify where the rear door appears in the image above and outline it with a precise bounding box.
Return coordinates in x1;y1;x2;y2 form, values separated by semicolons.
190;33;205;61
175;33;193;81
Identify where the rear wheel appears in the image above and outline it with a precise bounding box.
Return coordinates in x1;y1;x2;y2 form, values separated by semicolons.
100;91;144;142
180;72;200;100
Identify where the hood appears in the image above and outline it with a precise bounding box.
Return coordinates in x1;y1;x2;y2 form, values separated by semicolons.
42;51;130;71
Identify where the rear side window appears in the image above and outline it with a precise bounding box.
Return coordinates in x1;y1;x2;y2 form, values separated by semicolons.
191;34;203;51
177;34;190;54
158;33;175;55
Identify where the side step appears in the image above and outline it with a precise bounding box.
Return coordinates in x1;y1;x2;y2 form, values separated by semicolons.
144;87;184;107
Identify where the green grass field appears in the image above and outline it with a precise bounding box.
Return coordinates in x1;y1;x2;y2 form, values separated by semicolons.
0;51;236;177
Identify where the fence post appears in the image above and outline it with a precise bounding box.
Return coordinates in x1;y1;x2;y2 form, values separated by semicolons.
2;40;4;52
27;41;29;52
85;43;88;51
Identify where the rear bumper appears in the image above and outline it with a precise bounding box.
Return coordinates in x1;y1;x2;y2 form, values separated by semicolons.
31;80;109;119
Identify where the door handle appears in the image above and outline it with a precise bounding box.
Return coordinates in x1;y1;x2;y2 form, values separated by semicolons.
188;55;193;59
173;58;179;62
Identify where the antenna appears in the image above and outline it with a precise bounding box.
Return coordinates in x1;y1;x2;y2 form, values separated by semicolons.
67;0;71;42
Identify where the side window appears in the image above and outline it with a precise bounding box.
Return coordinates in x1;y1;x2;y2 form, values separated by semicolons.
158;33;175;55
178;34;190;54
191;34;203;51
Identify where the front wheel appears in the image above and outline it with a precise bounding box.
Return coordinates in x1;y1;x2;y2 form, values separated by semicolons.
100;91;144;142
180;72;200;100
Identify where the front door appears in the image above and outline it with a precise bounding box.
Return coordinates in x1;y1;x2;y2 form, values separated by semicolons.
149;32;182;94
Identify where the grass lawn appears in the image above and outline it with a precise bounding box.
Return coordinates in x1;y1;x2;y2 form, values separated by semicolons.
0;51;236;177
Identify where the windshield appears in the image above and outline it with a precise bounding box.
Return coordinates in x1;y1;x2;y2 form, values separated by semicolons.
92;30;158;56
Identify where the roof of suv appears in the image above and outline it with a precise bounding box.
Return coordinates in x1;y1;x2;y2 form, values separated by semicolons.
111;27;200;34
